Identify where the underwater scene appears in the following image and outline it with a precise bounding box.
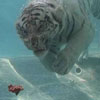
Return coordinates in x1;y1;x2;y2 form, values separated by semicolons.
0;0;100;100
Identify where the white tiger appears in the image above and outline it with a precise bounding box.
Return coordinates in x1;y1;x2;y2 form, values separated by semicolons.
16;0;100;75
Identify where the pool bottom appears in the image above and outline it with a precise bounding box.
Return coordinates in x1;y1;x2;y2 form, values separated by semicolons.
0;56;99;100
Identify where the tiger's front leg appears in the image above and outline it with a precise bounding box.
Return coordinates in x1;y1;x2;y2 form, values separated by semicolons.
39;51;57;72
39;43;60;72
52;22;94;75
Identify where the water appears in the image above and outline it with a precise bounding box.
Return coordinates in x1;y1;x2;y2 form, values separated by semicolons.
0;0;100;100
0;0;32;57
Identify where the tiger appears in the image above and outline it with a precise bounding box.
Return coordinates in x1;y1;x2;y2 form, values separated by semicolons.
16;0;100;75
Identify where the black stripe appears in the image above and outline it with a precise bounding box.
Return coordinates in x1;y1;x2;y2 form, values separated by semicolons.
78;19;85;33
78;0;86;16
51;12;62;31
67;15;75;41
66;13;70;34
81;19;85;28
46;3;55;8
49;48;57;55
32;13;40;16
59;34;62;42
69;15;75;35
45;14;54;25
82;1;87;11
63;67;69;75
23;20;29;26
33;6;46;12
87;0;91;8
22;17;27;21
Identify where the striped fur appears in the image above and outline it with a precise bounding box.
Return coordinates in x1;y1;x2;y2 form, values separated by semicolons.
78;0;100;19
16;0;95;75
90;0;100;19
16;2;66;55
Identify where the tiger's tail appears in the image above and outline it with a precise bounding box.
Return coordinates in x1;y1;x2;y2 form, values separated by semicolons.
91;0;100;19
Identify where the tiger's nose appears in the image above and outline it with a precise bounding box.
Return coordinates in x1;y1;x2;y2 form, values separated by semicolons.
31;36;39;48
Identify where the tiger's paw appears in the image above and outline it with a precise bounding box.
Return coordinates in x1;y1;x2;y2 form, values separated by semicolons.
52;51;68;75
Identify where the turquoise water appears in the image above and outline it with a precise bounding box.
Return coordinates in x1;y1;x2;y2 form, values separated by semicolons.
0;0;32;57
0;0;100;57
0;0;100;100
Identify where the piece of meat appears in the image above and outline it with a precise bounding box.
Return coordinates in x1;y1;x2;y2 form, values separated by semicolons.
8;84;24;95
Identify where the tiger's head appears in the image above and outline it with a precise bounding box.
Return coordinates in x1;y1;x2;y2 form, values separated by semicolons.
16;1;66;56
